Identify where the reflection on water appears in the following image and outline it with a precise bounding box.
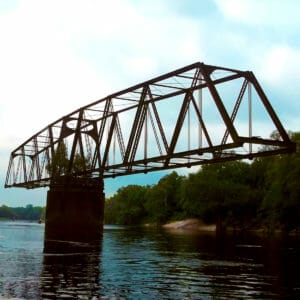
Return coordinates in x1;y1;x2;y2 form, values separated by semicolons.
42;241;101;299
0;221;300;299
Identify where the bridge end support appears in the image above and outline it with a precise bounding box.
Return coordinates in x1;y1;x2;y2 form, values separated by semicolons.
44;178;104;253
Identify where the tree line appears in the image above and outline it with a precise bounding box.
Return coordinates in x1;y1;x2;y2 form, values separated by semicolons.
105;131;300;234
0;204;45;221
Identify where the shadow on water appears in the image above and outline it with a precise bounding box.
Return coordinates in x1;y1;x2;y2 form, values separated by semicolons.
41;238;102;299
100;226;300;299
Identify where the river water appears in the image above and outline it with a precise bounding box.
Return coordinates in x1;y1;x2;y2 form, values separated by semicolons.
0;221;300;299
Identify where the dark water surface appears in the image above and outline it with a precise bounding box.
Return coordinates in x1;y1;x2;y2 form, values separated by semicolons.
0;221;300;299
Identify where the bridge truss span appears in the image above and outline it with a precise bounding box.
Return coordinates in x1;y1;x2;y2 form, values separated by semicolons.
5;62;295;189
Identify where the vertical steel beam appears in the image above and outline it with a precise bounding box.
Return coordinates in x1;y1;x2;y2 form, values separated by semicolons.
221;78;248;146
149;89;169;153
248;81;253;153
92;98;112;172
5;155;13;187
48;126;55;169
148;109;163;156
68;110;84;174
115;115;125;160
21;147;27;184
190;94;214;148
129;102;148;164
101;114;116;169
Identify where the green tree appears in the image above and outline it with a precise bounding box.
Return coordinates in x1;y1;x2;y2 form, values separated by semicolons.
260;131;300;233
47;142;69;177
105;185;148;225
0;205;16;219
180;161;253;232
72;152;92;174
0;205;45;220
12;205;44;220
144;171;183;223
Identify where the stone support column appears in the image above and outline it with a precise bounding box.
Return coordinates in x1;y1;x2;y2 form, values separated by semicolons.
44;177;104;252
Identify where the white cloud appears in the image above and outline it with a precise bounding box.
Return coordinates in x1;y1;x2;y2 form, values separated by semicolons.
214;0;300;27
0;1;119;149
258;45;300;88
247;44;300;132
215;0;253;23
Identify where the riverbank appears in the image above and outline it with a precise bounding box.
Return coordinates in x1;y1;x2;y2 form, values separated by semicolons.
157;219;300;237
162;218;216;232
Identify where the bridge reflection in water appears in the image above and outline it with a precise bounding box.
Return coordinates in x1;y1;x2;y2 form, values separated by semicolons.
41;239;102;299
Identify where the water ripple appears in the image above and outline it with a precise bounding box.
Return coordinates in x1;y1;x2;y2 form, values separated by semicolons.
1;223;300;299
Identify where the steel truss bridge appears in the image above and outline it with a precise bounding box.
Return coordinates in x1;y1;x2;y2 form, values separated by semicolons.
5;62;295;189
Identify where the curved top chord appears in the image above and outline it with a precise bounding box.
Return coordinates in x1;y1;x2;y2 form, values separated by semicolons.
5;62;295;189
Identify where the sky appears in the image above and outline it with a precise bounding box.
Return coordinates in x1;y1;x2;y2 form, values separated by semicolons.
0;0;299;207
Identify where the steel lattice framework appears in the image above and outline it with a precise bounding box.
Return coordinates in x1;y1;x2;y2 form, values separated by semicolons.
5;62;295;189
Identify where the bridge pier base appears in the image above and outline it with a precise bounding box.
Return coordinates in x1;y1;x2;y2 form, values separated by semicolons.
44;177;104;253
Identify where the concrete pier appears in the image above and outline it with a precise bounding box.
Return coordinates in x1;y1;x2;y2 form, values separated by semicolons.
44;177;104;252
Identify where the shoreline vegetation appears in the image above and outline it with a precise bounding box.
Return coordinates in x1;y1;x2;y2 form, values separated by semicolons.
105;131;300;236
0;205;45;222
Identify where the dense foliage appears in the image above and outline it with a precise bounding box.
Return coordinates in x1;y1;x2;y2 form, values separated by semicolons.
0;204;45;221
105;131;300;234
46;142;92;177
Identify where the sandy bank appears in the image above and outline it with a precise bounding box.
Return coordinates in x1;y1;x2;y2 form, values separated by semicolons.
162;218;216;232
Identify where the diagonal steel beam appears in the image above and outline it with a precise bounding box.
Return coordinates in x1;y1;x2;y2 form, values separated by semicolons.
164;90;193;167
247;71;291;142
200;64;240;145
123;85;149;164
